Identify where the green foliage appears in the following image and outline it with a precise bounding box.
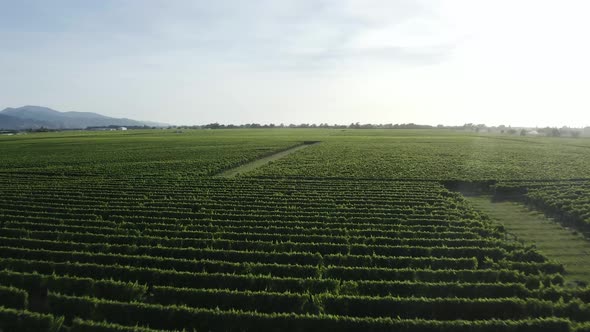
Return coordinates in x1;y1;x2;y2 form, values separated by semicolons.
1;130;589;331
0;306;63;332
247;133;590;180
494;180;590;230
0;285;28;310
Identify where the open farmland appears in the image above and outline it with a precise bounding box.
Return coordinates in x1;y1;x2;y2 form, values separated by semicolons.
466;196;590;285
0;130;303;178
1;129;590;332
249;133;590;180
494;180;590;232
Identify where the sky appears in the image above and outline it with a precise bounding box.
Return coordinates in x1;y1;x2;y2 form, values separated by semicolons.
1;0;589;127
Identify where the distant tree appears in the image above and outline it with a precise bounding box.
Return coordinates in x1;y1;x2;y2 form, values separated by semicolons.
549;128;561;137
204;123;222;129
462;123;475;131
520;129;527;136
507;129;517;135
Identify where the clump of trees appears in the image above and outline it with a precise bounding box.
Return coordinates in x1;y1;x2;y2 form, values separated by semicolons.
538;127;583;138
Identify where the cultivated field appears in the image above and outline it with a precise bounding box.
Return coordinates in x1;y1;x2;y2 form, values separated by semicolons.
1;129;589;331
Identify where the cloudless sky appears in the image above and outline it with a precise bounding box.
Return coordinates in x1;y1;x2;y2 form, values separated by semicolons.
1;0;589;127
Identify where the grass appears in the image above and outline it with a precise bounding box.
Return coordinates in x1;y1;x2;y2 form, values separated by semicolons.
466;195;590;286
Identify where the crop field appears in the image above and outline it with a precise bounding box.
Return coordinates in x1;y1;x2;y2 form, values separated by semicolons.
249;134;590;180
0;130;302;178
494;180;590;231
1;129;590;331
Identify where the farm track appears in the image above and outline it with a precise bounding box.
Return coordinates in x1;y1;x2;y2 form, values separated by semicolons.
216;142;320;178
465;195;590;285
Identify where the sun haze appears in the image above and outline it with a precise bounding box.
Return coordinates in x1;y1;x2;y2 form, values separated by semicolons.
1;0;589;127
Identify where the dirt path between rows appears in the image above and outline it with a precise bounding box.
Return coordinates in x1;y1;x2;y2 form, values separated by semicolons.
466;195;590;286
216;142;320;178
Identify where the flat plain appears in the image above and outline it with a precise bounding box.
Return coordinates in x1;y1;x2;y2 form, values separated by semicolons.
1;129;590;332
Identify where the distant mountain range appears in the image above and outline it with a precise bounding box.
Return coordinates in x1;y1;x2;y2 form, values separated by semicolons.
0;106;167;130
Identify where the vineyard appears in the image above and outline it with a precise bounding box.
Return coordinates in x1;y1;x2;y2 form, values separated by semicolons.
1;129;590;331
249;135;590;180
494;180;590;233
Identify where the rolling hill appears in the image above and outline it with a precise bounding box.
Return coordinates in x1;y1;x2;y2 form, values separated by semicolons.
0;106;166;130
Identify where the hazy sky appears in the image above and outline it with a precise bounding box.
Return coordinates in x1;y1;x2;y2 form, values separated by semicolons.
1;1;589;127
